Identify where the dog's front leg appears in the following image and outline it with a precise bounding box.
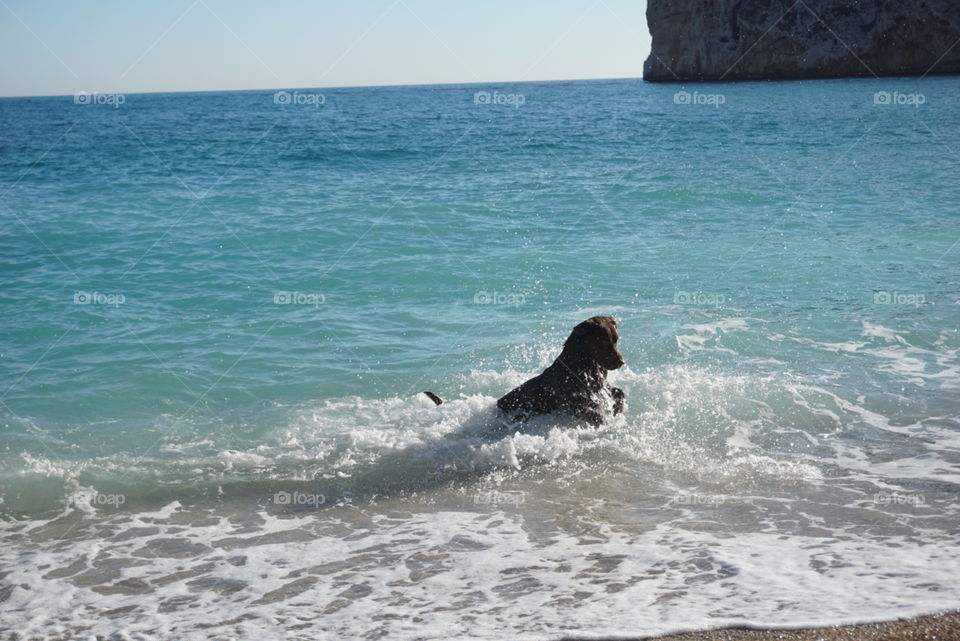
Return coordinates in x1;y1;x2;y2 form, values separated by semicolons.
608;385;625;415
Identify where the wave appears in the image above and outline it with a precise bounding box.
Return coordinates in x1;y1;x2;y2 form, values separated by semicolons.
1;364;837;518
5;324;958;519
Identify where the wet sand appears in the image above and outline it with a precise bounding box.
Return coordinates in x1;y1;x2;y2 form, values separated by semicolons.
564;612;960;641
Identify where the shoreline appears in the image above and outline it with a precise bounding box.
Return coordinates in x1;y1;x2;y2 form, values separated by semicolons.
564;612;960;641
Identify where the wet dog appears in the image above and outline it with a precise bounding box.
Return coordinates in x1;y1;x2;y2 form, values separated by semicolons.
424;316;625;426
495;316;625;426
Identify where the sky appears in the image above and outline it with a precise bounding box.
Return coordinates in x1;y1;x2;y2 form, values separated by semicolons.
0;0;650;98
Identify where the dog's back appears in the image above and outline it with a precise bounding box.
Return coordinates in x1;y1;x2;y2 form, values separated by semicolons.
496;365;565;417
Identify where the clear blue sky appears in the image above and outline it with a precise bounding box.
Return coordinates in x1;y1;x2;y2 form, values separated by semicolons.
0;0;650;97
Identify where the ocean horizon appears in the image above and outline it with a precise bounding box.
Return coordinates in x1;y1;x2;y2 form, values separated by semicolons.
0;75;651;100
1;75;958;640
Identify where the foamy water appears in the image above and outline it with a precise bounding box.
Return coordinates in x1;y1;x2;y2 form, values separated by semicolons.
4;350;960;639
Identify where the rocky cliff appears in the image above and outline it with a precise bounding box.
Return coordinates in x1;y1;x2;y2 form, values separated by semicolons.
643;0;960;81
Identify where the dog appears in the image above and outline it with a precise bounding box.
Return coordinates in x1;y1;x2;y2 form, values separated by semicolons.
424;316;625;426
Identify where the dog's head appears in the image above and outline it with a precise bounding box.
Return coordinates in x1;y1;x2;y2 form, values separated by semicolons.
562;316;624;370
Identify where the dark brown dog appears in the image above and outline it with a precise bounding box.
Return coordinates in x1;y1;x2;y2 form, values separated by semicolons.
495;316;625;426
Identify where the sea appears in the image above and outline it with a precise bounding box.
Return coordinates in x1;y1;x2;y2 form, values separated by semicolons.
1;77;958;640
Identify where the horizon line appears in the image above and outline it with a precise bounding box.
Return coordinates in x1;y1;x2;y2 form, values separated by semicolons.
0;75;647;100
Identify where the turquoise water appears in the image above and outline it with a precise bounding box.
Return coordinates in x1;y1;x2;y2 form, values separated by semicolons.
1;78;959;639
